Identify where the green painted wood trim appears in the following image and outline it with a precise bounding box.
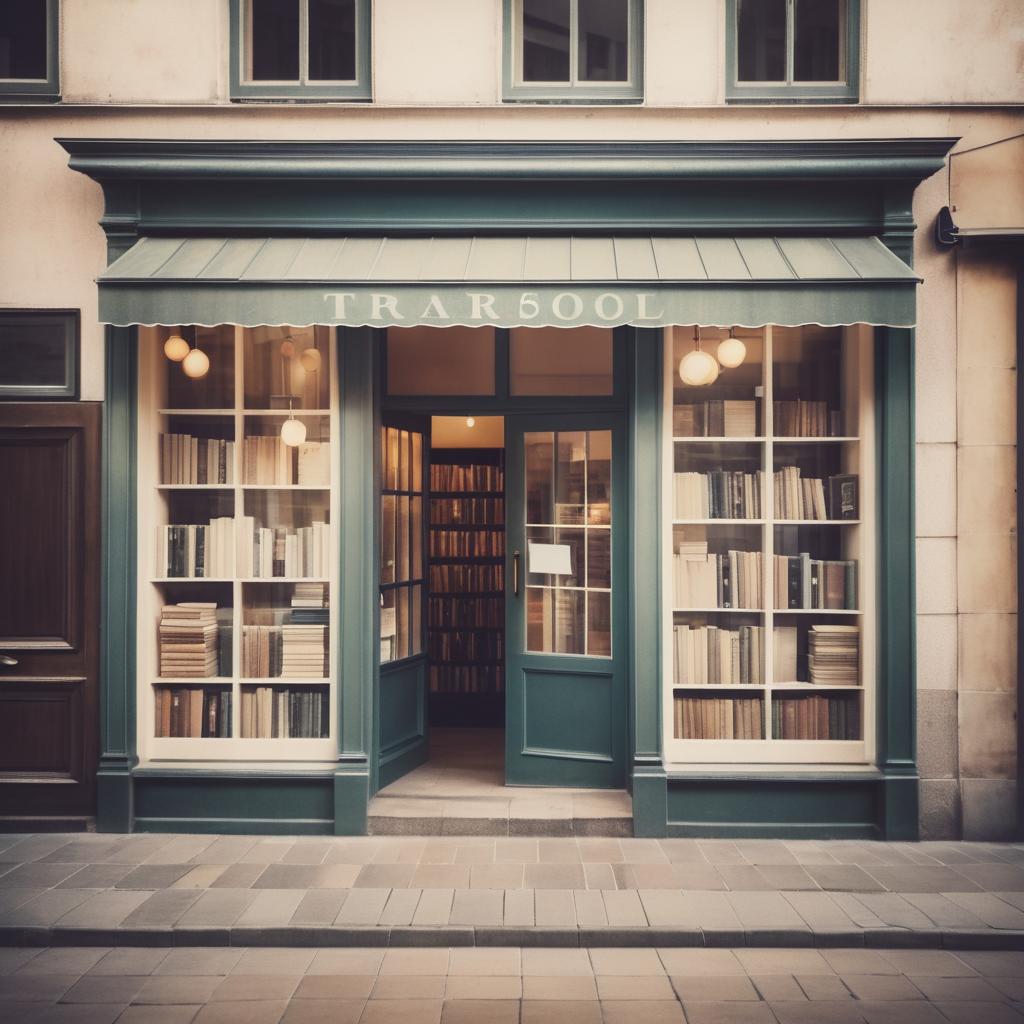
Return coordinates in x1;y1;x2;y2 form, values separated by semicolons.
0;0;60;102
59;139;956;183
335;327;376;833
667;823;877;839
97;325;138;833
135;818;332;835
501;0;644;104
724;0;860;105
228;0;371;102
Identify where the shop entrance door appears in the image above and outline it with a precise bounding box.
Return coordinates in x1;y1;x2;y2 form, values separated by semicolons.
0;403;100;826
505;415;627;788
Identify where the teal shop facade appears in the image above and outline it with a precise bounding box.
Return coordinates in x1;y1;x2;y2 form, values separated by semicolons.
63;138;953;839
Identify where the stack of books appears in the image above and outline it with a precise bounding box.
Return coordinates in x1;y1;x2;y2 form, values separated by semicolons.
240;686;327;738
280;624;328;677
158;603;219;678
772;693;859;740
673;624;764;685
674;541;763;609
239;517;331;578
673;695;764;739
674;471;763;519
155;686;231;738
157;518;235;578
673;399;758;437
808;624;860;686
241;585;329;678
774;468;858;520
773;399;839;437
160;433;234;485
773;554;857;609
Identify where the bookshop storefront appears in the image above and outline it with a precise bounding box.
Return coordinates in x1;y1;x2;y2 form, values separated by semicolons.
64;138;952;838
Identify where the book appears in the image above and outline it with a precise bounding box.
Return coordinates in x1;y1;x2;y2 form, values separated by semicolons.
772;693;859;739
808;624;860;686
672;695;764;739
155;686;231;738
158;603;219;678
773;554;857;610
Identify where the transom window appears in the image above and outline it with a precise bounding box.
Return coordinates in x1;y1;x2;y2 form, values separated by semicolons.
726;0;859;104
504;0;643;103
230;0;370;101
0;0;59;102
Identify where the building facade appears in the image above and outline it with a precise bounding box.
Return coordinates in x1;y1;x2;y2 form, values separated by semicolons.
0;0;1021;839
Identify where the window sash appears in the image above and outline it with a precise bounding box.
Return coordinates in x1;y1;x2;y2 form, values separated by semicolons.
0;0;59;98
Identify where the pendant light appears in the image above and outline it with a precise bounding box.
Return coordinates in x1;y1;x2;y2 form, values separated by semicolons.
678;326;720;386
278;336;306;447
163;328;190;362
466;416;476;428
181;328;210;379
717;326;747;369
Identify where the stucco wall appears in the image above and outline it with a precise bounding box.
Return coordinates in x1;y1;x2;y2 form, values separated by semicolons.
52;0;1024;106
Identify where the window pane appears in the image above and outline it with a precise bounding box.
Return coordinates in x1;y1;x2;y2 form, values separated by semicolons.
510;327;614;396
0;320;68;389
308;0;356;81
794;0;843;81
578;0;629;82
522;0;570;82
249;0;300;81
736;0;786;82
387;327;496;396
0;0;47;80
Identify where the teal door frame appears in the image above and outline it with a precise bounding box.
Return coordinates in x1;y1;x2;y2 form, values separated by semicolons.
504;412;630;789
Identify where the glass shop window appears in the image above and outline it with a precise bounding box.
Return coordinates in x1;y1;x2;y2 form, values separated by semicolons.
0;312;77;399
0;0;58;100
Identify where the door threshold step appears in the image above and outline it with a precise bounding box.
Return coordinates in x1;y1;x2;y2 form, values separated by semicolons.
367;814;633;836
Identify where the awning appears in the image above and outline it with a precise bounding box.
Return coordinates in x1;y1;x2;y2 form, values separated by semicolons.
98;235;919;329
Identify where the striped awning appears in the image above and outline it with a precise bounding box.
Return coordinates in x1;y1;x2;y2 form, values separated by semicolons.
98;235;919;329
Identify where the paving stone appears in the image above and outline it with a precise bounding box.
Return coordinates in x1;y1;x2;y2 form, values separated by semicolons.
671;974;759;1001
521;949;592;976
207;865;264;889
726;891;809;930
121;889;201;927
334;888;389;925
601;1001;686;1023
589;949;664;976
749;973;806;1000
534;888;575;927
453;843;496;865
637;890;699;928
379;948;450;976
0;973;80;1002
175;890;257;928
795;973;852;999
236;841;294;865
5;889;100;926
210;974;300;1001
523;864;586;890
193;999;290;1024
0;949;41;975
29;1005;128;1024
944;893;1024;928
841;973;925;1000
866;866;983;893
595;974;676;999
852;894;938;929
502;889;534;927
15;948;108;976
735;949;834;975
55;890;151;928
115;865;193;890
57;865;135;890
572;890;607;928
289;889;347;926
601;889;647;927
411;866;471;889
716;866;779;891
469;865;523;890
444;975;521;999
172;866;230;890
855;1002;949;1023
132;974;220;1004
521;976;598;1000
930;1002;1024;1024
449;890;503;926
354;864;416;889
910;975;1009;1001
378;888;422;925
657;949;744;975
439;1000;519;1024
805;865;886;892
358;998;443;1023
447;948;520;976
576;840;624;863
59;974;148;1003
580;864;616;890
153;949;244;977
412;889;455;926
293;975;374;999
188;839;258;866
953;863;1024;891
234;890;305;927
880;949;979;977
305;949;384;975
229;950;314;977
118;1006;205;1024
828;892;887;928
957;950;1024;975
902;893;990;928
145;839;215;865
493;840;538;864
280;842;329;866
0;863;85;889
769;1002;865;1024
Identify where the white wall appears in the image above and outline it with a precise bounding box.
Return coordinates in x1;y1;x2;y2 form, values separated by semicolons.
50;0;1024;106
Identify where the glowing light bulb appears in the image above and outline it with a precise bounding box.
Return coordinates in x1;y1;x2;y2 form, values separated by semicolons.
299;348;322;372
717;335;747;369
164;334;190;362
182;348;210;379
280;417;307;447
280;339;296;358
466;416;476;428
678;349;719;386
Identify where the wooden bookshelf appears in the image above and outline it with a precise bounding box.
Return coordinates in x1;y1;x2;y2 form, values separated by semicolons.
138;325;339;761
662;325;876;766
427;449;506;727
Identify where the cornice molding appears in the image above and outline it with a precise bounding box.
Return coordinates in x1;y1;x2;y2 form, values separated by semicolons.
59;138;957;184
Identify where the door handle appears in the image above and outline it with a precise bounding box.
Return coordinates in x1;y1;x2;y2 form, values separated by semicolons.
0;655;17;667
512;551;520;597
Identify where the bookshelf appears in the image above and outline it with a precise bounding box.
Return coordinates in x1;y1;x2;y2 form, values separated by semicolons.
662;325;876;765
138;325;339;761
428;449;506;727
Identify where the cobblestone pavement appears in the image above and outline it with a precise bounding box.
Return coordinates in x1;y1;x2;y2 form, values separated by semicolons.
1;944;1023;1023
2;835;1024;947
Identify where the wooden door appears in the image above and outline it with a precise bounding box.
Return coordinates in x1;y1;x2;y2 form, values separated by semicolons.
0;403;100;826
505;414;628;788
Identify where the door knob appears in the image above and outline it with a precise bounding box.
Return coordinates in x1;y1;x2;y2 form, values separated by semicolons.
0;655;17;667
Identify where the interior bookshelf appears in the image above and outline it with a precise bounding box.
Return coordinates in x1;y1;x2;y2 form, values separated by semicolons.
428;449;506;727
662;324;876;765
138;325;339;761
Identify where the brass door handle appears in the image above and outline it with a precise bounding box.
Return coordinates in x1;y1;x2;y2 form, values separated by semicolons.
513;551;520;597
0;655;17;667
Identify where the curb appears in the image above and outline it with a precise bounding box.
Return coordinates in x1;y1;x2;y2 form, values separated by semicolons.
1;926;1022;950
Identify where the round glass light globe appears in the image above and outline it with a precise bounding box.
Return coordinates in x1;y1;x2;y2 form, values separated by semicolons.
466;416;476;428
299;348;322;372
717;336;747;369
678;350;720;386
280;417;307;448
181;348;210;379
280;340;296;358
164;335;190;362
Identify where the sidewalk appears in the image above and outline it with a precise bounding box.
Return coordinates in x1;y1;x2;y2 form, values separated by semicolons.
2;834;1024;950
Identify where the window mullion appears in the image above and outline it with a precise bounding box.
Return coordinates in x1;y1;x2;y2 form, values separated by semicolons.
300;0;309;86
570;0;579;88
785;0;795;85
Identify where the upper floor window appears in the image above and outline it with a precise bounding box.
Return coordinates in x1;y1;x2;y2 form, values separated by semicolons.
726;0;859;103
230;0;370;101
0;311;79;400
0;0;59;103
504;0;643;103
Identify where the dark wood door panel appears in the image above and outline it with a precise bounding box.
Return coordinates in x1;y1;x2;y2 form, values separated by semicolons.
0;403;100;823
